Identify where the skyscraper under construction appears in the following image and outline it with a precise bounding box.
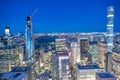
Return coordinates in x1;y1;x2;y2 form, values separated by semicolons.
25;16;34;63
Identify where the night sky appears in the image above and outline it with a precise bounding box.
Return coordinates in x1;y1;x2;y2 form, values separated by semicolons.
0;0;120;34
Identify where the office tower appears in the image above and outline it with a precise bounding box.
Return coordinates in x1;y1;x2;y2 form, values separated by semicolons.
98;38;107;68
55;38;66;52
80;38;88;61
107;6;114;52
111;48;120;80
58;52;71;80
80;38;88;53
5;26;10;36
80;38;92;64
25;16;34;62
71;42;80;68
76;64;103;80
88;41;98;63
96;72;116;80
51;52;59;80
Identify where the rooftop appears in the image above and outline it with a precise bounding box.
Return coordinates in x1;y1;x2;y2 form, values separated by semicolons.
97;72;116;78
11;66;31;72
0;45;16;50
77;64;100;70
89;41;98;45
0;72;25;80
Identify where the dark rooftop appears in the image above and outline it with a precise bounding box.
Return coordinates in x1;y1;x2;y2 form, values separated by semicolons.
89;41;97;45
77;64;100;70
0;45;16;49
11;66;31;72
97;72;116;78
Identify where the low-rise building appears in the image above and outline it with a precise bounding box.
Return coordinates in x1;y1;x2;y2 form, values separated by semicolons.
76;64;103;80
0;66;31;80
96;72;116;80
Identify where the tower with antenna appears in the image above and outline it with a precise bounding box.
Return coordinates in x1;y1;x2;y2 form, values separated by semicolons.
107;6;114;52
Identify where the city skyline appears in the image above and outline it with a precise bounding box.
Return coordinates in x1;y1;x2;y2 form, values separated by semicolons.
0;0;120;34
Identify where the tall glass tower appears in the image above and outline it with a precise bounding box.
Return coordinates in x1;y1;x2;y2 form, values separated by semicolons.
107;6;114;52
25;16;34;62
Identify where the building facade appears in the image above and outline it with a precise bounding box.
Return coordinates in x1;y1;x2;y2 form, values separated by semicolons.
111;50;120;80
0;46;24;72
71;42;80;68
58;53;71;80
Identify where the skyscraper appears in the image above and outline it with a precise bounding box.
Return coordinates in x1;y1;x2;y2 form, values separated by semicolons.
5;26;10;36
107;6;114;52
71;42;80;68
98;38;107;68
25;16;34;62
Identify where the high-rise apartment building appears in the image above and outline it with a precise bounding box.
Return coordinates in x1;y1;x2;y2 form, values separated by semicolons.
71;42;80;68
98;39;107;68
107;6;114;52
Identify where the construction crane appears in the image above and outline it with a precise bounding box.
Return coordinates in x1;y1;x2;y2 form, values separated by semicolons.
31;9;38;17
28;9;38;40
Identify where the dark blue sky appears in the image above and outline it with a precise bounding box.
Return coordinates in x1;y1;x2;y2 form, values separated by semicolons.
0;0;120;34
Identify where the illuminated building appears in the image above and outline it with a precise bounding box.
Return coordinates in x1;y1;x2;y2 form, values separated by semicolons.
0;46;24;72
107;6;114;52
43;51;52;71
88;41;98;63
4;26;12;46
51;52;59;80
55;39;66;52
58;52;71;80
111;49;120;80
25;16;34;62
5;26;10;36
98;39;107;68
71;42;80;68
80;38;92;64
76;64;103;80
96;72;116;80
80;38;88;53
